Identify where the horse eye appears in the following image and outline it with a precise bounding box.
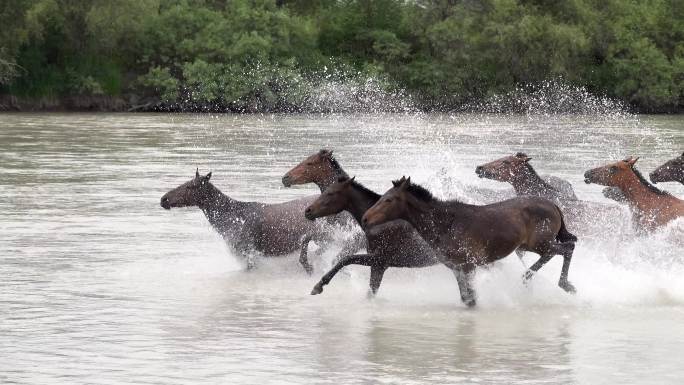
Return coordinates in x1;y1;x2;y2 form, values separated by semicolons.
502;160;510;165
609;166;618;173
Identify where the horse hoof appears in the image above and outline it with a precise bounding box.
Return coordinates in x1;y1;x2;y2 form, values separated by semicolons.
311;284;323;295
559;280;576;294
464;299;477;308
522;270;534;284
303;266;313;275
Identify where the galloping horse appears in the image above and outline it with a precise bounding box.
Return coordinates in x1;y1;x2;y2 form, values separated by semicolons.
650;152;684;185
475;152;625;240
584;157;684;230
161;170;331;273
282;150;366;266
362;177;577;307
475;152;577;201
304;177;439;296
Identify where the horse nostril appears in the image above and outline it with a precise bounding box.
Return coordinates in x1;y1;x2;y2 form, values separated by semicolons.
305;207;311;214
282;175;292;187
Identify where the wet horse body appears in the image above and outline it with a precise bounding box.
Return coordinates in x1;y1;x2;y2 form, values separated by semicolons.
304;177;438;296
362;178;577;307
585;157;684;230
161;171;329;272
476;152;628;238
650;152;684;185
476;152;577;202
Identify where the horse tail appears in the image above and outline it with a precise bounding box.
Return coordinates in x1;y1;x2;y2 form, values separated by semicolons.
555;206;577;243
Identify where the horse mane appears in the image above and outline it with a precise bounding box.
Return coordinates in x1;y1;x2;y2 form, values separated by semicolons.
393;179;436;202
630;165;670;196
351;180;380;199
322;150;348;177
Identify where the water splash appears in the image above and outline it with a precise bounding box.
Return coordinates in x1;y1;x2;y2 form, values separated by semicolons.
460;79;629;117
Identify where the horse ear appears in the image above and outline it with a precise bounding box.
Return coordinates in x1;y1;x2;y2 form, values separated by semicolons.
337;176;349;183
627;157;639;166
319;149;333;157
400;176;411;190
204;172;212;181
516;152;531;162
196;168;200;179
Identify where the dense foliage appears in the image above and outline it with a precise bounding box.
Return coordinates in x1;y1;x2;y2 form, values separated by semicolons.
1;0;683;112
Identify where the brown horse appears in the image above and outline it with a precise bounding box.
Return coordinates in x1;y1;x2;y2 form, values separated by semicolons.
475;152;577;201
161;170;331;273
474;152;627;240
304;176;439;296
282;149;348;192
584;157;684;230
650;152;684;185
282;149;366;264
362;177;577;307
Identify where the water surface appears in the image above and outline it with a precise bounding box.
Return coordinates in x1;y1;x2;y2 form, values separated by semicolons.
1;113;683;384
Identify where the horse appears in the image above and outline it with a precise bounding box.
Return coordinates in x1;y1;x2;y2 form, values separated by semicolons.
282;149;367;265
160;169;331;273
475;152;577;201
362;177;577;307
304;176;439;296
650;152;684;185
474;151;626;241
584;157;684;230
282;149;348;192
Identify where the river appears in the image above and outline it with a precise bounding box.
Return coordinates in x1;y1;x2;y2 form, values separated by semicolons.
1;112;683;384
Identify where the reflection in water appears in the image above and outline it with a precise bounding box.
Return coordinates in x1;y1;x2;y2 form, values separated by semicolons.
0;113;683;384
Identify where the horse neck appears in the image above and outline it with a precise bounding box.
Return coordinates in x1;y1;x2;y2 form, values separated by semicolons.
199;184;248;226
510;164;551;195
615;172;670;211
317;173;349;193
346;185;380;225
316;163;349;193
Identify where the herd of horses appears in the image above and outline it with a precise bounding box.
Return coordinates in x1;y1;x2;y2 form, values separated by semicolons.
160;150;684;307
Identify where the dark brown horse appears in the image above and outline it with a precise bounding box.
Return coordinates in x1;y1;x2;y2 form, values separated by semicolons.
475;152;577;201
362;177;577;307
584;157;684;230
304;177;439;296
650;152;684;185
161;170;331;273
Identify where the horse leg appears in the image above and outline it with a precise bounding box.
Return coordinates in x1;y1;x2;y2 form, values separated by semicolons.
552;242;576;293
515;249;527;268
311;254;375;295
522;254;553;283
331;231;366;266
299;235;314;275
368;265;388;298
451;265;476;307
